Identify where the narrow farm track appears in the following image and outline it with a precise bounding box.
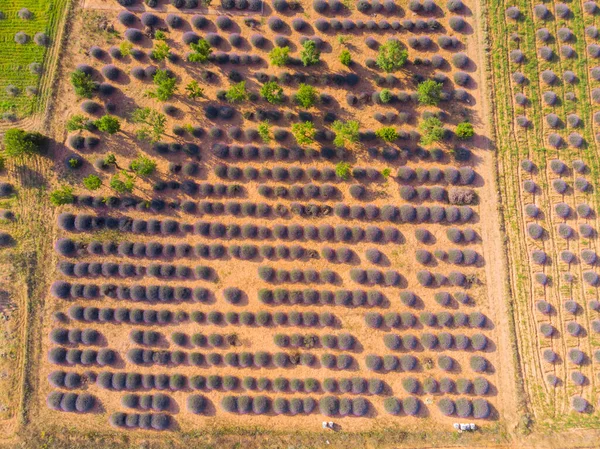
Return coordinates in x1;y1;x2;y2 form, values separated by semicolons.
470;0;520;428
488;0;539;424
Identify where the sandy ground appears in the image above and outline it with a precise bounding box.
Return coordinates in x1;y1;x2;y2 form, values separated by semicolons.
30;0;516;439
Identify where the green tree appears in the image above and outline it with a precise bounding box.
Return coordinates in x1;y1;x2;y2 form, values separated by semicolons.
258;121;272;143
269;46;290;67
381;168;391;179
151;41;170;61
419;116;445;145
154;30;167;40
131;108;166;143
2;128;45;158
417;79;443;106
300;40;320;66
119;41;133;57
66;114;90;132
260;81;284;104
331;120;360;147
70;70;96;98
110;171;135;193
335;161;352;180
340;49;352;66
130;155;157;176
95;115;121;134
379;89;392;103
83;174;102;190
49;185;74;206
148;70;177;101
104;153;119;168
456;121;475;139
291;121;316;145
295;84;318;108
226;81;248;103
188;39;212;63
185;80;205;99
337;35;351;45
376;40;408;73
375;126;399;142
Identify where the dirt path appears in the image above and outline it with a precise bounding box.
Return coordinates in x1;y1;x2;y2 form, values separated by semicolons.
466;0;520;436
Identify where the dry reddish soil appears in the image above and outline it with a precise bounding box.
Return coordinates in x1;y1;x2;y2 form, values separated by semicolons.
35;0;517;437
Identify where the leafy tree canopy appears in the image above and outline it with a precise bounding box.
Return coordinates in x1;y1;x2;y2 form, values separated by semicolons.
376;40;408;73
269;46;290;67
331;120;360;148
70;70;96;98
110;171;135;193
295;84;318;108
260;81;284;104
375;126;399;142
95;115;121;134
3;128;45;158
130;155;157;176
83;174;102;191
335;161;352;180
300;40;320;67
291;121;316;145
185;80;204;99
419;116;445;145
258;121;271;143
188;39;212;63
49;185;74;206
148;70;177;101
340;49;352;66
456;121;475;139
417;79;443;106
225;81;248;103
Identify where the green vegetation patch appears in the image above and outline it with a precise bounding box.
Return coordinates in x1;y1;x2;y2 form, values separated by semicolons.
0;0;69;118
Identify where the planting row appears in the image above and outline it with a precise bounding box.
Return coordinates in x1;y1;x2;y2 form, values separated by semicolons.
109;412;171;430
436;397;490;418
49;327;103;346
399;186;475;205
365;310;488;329
119;11;459;36
46;391;96;413
414;270;477;288
126;348;358;370
53;281;216;303
257;288;386;307
213;165;476;186
74;369;492;398
383;332;489;351
65;305;337;328
365;353;490;373
57;239;331;261
156;140;469;165
527;222;596;243
530;248;600;266
219;394;370;416
48;347;118;366
415;248;480;266
58;210;475;238
258;265;401;286
58;261;217;280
